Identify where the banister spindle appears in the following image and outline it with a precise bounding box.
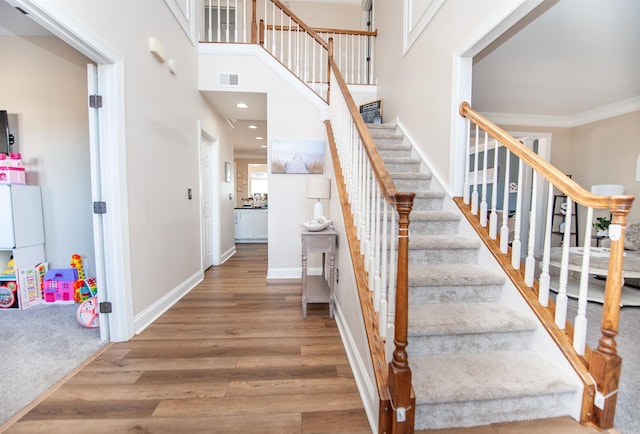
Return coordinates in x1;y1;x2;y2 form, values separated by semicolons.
573;206;594;355
538;182;555;306
500;149;511;254
463;118;471;205
511;162;523;269
524;170;538;286
480;130;489;227
471;124;479;215
554;196;573;329
489;140;499;239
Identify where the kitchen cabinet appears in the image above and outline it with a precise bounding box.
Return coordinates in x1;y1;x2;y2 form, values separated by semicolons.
234;208;268;243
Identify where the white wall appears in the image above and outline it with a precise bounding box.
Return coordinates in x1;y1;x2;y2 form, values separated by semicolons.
199;45;328;277
49;0;232;319
374;0;531;193
0;36;96;276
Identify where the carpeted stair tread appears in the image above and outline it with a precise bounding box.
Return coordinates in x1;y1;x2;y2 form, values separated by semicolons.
373;141;411;150
382;156;421;164
409;235;479;250
408;264;505;287
413;190;445;199
409;303;537;336
411;351;580;404
366;123;397;130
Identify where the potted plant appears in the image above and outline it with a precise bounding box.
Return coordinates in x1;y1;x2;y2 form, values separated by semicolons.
593;216;611;237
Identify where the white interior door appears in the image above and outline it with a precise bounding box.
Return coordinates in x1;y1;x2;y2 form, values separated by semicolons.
200;134;214;270
87;64;108;341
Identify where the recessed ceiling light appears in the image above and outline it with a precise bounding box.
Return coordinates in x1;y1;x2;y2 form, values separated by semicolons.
261;145;267;148
256;136;264;140
248;125;257;129
236;102;248;109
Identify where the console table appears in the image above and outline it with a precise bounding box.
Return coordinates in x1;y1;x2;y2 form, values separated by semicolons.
301;227;337;319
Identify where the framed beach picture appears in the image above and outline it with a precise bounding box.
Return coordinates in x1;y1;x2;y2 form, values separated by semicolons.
270;140;324;174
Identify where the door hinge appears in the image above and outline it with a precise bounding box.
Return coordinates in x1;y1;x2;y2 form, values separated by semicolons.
99;301;112;314
89;94;103;108
93;201;107;214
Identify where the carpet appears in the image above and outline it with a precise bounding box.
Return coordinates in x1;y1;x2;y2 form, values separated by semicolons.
0;302;105;425
550;276;640;307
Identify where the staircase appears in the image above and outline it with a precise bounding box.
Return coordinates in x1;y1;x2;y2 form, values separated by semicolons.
368;123;582;430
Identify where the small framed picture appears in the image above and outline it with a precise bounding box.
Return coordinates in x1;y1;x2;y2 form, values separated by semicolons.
224;162;231;183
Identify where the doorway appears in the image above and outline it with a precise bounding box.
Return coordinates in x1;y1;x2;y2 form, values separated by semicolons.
200;126;220;269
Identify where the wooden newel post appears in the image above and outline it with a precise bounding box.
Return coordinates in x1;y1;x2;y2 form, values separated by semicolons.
251;0;257;44
387;192;415;433
327;38;334;104
590;208;628;429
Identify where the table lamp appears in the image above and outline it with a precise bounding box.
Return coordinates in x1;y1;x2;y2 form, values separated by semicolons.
306;177;331;219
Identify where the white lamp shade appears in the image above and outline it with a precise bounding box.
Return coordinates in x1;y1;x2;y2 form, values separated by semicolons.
591;184;624;196
306;177;331;199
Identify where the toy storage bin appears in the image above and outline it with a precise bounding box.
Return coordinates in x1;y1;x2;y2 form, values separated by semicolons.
43;268;78;303
0;167;26;184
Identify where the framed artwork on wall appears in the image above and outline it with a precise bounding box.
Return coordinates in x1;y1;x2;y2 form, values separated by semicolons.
270;140;324;174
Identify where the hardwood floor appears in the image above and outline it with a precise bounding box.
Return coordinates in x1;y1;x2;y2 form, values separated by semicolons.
2;244;610;433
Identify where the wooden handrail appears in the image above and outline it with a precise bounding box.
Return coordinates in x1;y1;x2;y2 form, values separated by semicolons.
265;24;377;37
327;54;399;202
459;101;634;429
459;102;634;212
267;0;329;50
328;38;415;432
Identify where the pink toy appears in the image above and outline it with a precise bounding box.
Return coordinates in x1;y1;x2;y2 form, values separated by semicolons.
77;296;99;328
43;269;78;303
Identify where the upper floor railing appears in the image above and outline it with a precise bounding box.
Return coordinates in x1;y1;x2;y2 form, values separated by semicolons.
202;0;377;100
459;102;634;430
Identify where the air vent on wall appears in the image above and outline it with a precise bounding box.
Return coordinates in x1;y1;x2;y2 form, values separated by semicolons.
218;73;239;87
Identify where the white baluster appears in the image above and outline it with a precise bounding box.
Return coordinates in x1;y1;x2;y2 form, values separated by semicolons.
207;0;212;41
379;200;390;336
471;124;479;215
554;196;573;329
225;1;230;42
387;209;397;347
373;186;381;311
463;118;471;204
217;0;221;42
234;0;238;42
287;16;292;69
489;140;499;239
500;149;511;254
363;163;370;259
538;183;554;306
511;162;523;269
573;207;594;355
524;171;538;286
242;0;246;43
480;130;488;227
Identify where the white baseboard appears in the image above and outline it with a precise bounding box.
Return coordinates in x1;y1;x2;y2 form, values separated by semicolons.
134;270;203;334
218;245;237;265
334;299;378;433
267;267;300;279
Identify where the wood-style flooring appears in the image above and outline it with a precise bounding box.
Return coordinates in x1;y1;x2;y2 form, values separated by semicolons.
1;244;609;433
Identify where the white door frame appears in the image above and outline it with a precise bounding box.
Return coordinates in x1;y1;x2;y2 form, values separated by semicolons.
199;123;221;268
10;0;135;341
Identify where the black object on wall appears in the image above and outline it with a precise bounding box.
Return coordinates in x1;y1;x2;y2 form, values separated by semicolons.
0;110;13;155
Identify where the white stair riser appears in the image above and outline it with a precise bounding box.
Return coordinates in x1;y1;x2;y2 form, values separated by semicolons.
407;330;534;357
408;247;478;265
408;284;502;305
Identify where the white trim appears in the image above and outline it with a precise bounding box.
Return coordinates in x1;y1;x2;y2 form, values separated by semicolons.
402;0;445;55
334;299;378;433
266;267;300;279
164;0;197;45
483;96;640;128
134;271;203;334
219;245;237;264
198;122;221;268
9;0;134;342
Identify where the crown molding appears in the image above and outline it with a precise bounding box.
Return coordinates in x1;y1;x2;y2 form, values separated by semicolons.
482;96;640;128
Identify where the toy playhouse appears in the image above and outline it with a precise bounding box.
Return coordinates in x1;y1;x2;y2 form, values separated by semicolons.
43;268;78;303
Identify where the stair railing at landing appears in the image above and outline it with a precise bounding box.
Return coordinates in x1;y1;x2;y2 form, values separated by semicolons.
201;0;377;101
325;43;415;433
459;102;634;430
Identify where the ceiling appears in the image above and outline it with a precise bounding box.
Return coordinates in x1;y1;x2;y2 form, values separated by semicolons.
1;0;638;144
